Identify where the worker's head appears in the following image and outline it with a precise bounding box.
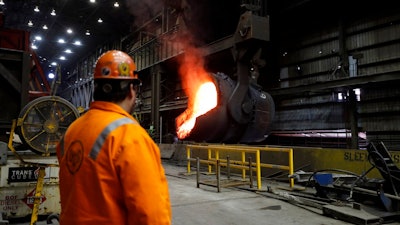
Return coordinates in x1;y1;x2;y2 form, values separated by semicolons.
93;50;141;104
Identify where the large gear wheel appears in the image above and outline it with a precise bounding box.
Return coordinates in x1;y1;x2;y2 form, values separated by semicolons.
16;96;80;155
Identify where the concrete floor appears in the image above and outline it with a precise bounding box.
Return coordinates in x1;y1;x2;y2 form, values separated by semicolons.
164;162;351;225
9;160;400;225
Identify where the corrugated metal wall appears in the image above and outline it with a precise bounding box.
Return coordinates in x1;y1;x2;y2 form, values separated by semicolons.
269;4;400;150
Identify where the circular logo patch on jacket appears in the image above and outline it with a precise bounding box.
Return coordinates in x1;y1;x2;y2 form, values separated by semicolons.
66;140;84;174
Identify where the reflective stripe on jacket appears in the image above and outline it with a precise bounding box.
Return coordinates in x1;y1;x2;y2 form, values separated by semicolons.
57;101;171;225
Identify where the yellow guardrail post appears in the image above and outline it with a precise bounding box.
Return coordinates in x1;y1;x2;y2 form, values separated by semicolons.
215;149;220;174
289;148;294;188
256;150;261;189
241;151;246;179
208;148;212;173
187;145;191;174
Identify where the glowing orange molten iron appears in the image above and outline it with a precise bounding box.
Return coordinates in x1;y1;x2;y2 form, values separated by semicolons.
175;70;275;143
175;45;274;143
176;81;217;139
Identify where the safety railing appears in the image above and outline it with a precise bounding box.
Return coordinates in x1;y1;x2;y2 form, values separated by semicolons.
186;144;294;190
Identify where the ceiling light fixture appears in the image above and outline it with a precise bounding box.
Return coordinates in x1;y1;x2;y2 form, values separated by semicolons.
0;0;5;6
51;9;56;16
114;2;119;7
58;38;65;43
73;40;82;46
28;20;33;27
67;28;73;34
65;49;72;54
59;56;66;60
98;18;103;23
90;0;96;3
85;30;91;35
42;25;48;30
48;72;55;79
34;6;40;12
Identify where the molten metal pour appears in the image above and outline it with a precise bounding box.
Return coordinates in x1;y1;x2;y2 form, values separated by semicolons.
176;72;274;143
175;10;274;143
176;82;217;139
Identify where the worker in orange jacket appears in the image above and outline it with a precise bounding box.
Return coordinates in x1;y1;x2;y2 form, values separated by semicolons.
57;50;171;225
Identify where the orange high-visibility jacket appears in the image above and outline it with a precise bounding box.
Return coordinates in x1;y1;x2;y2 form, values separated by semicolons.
57;101;171;225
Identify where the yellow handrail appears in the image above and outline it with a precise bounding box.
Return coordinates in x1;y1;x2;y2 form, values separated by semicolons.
186;144;295;189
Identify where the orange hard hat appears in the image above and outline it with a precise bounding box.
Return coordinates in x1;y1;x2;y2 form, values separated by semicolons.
94;50;138;80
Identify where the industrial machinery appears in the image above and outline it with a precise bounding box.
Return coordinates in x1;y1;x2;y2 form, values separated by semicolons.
1;25;80;223
367;142;400;198
175;9;275;143
177;72;274;143
14;95;79;155
0;23;74;223
299;141;400;223
0;95;79;223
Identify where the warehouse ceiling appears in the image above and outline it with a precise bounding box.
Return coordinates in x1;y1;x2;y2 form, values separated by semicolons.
0;0;140;77
0;0;246;80
3;0;389;80
0;0;327;79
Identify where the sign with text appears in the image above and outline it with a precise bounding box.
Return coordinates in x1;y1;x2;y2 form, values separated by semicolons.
23;188;46;209
8;167;40;183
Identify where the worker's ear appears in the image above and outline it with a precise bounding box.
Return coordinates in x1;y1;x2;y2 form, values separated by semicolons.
128;83;136;98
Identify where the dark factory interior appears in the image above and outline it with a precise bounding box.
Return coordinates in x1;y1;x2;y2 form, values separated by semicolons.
1;0;399;149
1;0;400;224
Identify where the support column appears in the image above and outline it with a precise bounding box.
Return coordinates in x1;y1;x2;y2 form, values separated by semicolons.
348;89;359;149
151;66;161;143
